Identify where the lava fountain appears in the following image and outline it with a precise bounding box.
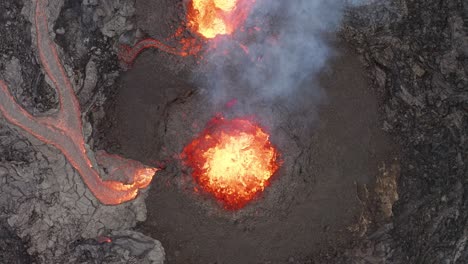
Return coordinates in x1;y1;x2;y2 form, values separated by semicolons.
183;116;280;209
187;0;255;39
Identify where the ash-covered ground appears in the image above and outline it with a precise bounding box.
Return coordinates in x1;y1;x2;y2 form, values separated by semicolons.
0;0;467;264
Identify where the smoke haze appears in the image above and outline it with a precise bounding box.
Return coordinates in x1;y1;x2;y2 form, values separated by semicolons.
197;0;365;108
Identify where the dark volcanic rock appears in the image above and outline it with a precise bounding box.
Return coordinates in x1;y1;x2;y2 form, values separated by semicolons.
0;219;37;264
342;0;468;263
0;0;57;114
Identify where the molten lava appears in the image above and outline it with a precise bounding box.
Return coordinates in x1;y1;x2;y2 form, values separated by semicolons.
183;117;280;209
188;0;255;39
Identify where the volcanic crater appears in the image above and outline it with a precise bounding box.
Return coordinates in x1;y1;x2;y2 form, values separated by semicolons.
96;1;396;263
1;0;466;264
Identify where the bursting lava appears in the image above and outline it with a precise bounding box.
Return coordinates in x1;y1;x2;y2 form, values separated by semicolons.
183;116;280;209
187;0;255;39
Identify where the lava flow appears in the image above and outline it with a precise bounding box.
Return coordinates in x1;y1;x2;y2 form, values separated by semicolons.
183;116;280;209
0;0;158;205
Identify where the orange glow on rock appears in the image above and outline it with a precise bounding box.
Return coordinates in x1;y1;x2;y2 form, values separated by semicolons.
183;116;280;209
187;0;255;39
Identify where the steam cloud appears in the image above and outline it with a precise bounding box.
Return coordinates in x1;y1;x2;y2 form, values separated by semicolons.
198;0;365;109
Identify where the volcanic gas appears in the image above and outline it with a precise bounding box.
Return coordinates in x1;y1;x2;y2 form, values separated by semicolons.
182;116;280;209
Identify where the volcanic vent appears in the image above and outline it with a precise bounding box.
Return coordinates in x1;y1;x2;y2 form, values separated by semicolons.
182;116;280;209
98;0;397;263
1;0;465;263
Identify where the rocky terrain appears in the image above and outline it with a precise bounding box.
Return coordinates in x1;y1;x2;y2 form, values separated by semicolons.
340;0;467;263
0;0;466;263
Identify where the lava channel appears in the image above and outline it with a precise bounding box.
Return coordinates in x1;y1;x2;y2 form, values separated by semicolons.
182;116;280;209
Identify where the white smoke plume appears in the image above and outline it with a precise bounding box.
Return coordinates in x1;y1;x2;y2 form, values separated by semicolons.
197;0;367;110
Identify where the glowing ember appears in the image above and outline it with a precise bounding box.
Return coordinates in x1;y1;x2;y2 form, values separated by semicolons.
188;0;255;39
183;116;280;209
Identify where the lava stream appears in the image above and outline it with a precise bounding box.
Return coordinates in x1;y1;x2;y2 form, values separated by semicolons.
0;0;158;205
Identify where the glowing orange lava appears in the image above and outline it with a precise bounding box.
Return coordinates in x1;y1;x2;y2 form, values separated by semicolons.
183;116;280;209
187;0;255;39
